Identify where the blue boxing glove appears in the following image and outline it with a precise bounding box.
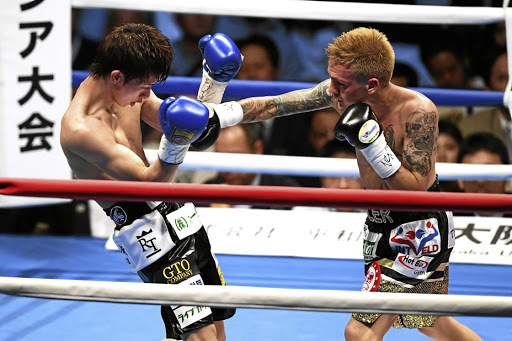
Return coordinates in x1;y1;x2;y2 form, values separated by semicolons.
158;96;210;164
199;33;242;82
197;33;243;104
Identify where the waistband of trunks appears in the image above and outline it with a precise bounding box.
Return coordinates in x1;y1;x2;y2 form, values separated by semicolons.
104;201;180;228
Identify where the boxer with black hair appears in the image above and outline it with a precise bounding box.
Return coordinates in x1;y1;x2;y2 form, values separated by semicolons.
61;23;241;341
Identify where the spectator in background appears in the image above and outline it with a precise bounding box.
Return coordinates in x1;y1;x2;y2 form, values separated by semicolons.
422;39;481;122
307;108;341;154
215;17;301;81
234;34;286;150
287;20;343;82
0;200;90;235
437;119;463;192
233;34;317;178
472;21;506;80
491;21;507;50
458;49;512;161
318;139;363;192
456;132;510;216
72;9;108;71
236;34;280;82
274;107;340;188
107;10;151;32
203;123;300;209
169;14;217;77
392;42;435;87
293;139;364;212
423;43;475;90
73;9;151;71
391;62;419;88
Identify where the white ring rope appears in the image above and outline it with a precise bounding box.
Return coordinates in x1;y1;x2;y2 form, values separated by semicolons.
0;276;510;317
70;0;504;25
150;150;512;181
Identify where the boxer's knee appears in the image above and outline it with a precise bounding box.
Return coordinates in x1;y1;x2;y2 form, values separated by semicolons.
214;321;226;341
181;323;218;341
345;318;380;341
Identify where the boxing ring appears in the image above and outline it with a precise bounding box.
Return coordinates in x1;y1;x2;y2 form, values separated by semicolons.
2;1;512;341
1;178;512;341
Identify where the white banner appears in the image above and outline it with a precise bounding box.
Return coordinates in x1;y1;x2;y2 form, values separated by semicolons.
0;0;72;207
198;208;512;266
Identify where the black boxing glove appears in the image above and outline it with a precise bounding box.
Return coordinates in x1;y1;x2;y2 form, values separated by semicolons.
334;103;401;179
190;100;244;150
191;107;221;151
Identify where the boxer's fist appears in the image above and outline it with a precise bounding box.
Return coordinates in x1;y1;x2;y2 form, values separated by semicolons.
335;103;401;179
199;33;242;83
191;109;221;151
159;96;210;144
157;96;210;164
334;103;381;150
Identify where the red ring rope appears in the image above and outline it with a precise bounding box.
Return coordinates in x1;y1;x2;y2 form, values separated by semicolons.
0;177;510;213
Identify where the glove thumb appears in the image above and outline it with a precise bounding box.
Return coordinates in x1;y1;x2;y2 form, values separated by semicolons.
159;96;176;113
198;34;212;56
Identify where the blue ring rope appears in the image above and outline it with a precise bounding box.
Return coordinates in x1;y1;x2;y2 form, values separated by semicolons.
72;70;504;106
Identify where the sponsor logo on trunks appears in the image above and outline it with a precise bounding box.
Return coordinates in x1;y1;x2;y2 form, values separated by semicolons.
397;254;429;270
392;253;433;279
363;239;376;261
168;203;203;240
173;305;212;328
110;206;127;225
363;225;382;263
163;258;194;284
389;218;440;256
136;229;161;259
174;215;190;231
362;261;381;292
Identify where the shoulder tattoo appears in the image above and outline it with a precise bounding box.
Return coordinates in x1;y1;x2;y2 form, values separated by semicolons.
403;109;437;176
239;80;332;122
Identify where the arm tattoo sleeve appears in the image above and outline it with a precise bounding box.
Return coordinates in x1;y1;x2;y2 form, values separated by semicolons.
238;79;333;123
403;109;437;176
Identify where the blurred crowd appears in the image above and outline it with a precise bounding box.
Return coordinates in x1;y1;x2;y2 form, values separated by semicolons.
3;0;512;235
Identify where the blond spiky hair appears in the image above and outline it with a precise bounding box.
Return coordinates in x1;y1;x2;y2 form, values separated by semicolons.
325;27;395;85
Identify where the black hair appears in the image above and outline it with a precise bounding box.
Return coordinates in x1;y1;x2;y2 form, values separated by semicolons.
90;23;173;83
438;119;463;145
457;132;509;164
481;47;507;88
235;34;280;69
392;62;419;87
240;122;265;145
319;139;356;158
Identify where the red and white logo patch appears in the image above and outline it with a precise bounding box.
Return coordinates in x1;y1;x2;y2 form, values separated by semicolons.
362;261;381;292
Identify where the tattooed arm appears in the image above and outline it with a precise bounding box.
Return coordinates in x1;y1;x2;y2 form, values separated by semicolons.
237;79;333;123
379;105;438;191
